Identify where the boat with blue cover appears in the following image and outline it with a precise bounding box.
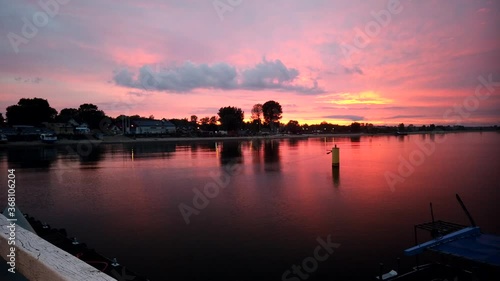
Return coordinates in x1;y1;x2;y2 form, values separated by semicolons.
377;194;500;280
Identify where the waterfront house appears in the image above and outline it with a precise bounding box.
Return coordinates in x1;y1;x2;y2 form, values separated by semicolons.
43;119;91;135
131;119;176;134
42;122;75;135
74;124;91;135
0;127;16;136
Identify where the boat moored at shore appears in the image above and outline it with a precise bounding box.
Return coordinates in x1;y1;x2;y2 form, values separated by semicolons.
40;133;57;144
378;194;500;280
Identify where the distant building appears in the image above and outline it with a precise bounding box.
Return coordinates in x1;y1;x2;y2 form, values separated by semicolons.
6;125;54;141
107;124;122;135
74;123;90;135
42;120;90;135
131;120;176;134
67;118;80;127
13;125;43;135
0;127;16;136
43;122;74;135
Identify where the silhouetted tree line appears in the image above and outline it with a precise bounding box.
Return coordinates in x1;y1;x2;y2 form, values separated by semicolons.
6;98;57;126
1;98;497;135
211;100;283;135
3;98;107;129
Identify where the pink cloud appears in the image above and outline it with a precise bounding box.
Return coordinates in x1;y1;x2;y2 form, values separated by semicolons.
0;0;498;126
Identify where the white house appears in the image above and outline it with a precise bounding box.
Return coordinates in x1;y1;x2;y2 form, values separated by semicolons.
75;123;90;135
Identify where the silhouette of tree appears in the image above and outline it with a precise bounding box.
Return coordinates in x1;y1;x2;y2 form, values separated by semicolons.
365;123;374;133
199;116;211;131
77;103;106;129
251;104;263;121
190;115;198;127
218;106;244;131
262;100;282;132
56;108;79;123
250;104;263;133
6;98;57;126
169;118;191;128
398;123;405;132
209;116;218;125
350;122;361;133
248;119;262;133
285;120;300;134
0;113;4;126
209;116;219;131
126;115;143;124
200;117;209;124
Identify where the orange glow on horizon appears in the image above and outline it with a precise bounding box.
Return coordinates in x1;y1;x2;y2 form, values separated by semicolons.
318;91;393;105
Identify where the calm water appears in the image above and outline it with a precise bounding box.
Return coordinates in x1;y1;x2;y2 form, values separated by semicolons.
1;132;499;280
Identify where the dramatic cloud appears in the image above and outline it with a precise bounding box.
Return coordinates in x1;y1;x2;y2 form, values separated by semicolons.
241;58;303;90
113;58;323;94
113;62;238;92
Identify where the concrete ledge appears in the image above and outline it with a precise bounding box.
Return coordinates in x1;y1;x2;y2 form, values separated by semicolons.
0;214;115;281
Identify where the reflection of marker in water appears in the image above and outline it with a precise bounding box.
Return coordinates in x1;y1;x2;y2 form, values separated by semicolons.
332;165;340;187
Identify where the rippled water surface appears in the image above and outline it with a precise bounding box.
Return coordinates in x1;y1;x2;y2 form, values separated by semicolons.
0;132;499;280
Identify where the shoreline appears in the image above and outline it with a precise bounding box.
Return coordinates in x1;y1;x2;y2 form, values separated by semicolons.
0;130;496;147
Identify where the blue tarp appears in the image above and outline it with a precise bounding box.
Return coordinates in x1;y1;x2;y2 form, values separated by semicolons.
429;233;500;266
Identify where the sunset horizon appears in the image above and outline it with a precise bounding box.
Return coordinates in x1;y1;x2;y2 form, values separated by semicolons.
1;2;500;280
1;0;499;127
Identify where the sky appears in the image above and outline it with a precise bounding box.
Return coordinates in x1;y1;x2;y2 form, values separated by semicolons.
0;0;499;126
